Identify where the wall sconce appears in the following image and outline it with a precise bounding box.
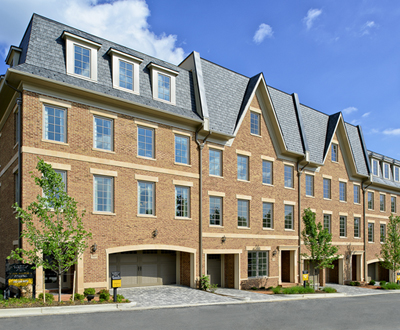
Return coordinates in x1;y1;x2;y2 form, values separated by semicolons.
91;243;97;253
152;229;158;238
272;249;277;257
221;235;226;243
346;254;350;260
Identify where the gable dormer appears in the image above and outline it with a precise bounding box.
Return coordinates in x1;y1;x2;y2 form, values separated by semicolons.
5;46;22;68
147;62;179;105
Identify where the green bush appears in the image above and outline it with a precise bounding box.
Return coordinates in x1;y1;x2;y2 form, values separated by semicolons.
83;288;96;296
260;286;265;290
282;286;314;294
251;287;258;290
381;282;400;290
322;287;337;293
355;281;361;286
116;294;125;303
99;289;110;301
272;286;283;294
380;280;387;286
71;293;84;302
369;280;376;285
199;275;211;291
38;293;54;303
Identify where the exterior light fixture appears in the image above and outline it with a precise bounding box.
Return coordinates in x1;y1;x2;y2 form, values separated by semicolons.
91;243;97;253
221;235;226;243
272;249;278;257
152;229;158;238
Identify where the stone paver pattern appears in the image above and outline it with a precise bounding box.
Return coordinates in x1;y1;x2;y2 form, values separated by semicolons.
325;283;390;296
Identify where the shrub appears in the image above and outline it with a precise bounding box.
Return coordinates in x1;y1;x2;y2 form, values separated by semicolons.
260;286;265;290
380;281;387;286
355;281;361;286
99;289;110;301
210;284;218;293
116;294;125;303
381;282;400;290
72;293;85;302
199;275;211;291
83;288;96;296
251;287;258;290
38;293;54;303
272;286;282;294
369;280;376;285
322;287;337;293
282;286;314;294
349;281;356;286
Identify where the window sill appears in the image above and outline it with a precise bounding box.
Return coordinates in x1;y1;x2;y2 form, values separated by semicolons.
13;143;18;150
368;208;374;211
174;162;191;167
41;139;69;146
339;236;347;239
153;96;175;106
250;133;262;138
323;198;332;201
209;224;224;228
263;227;274;231
175;217;192;221
339;200;347;203
368;241;374;244
137;214;157;218
354;202;361;205
380;210;386;213
305;195;315;198
113;85;140;95
262;183;273;187
209;175;224;179
92;148;115;154
67;72;97;83
237;226;250;230
92;211;116;216
137;155;156;161
237;179;250;183
331;160;339;164
284;186;295;190
285;229;295;232
354;237;361;239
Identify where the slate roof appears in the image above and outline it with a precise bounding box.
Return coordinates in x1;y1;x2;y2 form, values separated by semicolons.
368;150;400;188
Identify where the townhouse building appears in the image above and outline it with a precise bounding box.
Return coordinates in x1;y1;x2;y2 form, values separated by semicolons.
0;14;398;293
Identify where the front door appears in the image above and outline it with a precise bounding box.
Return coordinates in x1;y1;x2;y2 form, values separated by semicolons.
281;251;291;282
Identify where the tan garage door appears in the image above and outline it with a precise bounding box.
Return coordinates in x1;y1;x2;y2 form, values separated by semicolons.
109;250;176;288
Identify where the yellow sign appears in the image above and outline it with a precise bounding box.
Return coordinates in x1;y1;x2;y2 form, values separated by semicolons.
8;278;33;287
397;275;400;281
302;274;309;281
112;279;121;288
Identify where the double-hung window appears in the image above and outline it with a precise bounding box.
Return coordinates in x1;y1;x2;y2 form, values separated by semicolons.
148;63;178;104
380;195;386;212
262;160;272;185
323;178;331;199
94;175;113;213
354;217;360;238
354;185;360;204
368;223;374;242
74;45;90;78
209;149;222;176
284;205;294;230
175;135;189;164
380;224;386;243
250;112;260;135
94;116;113;151
392;196;397;213
138;126;154;158
305;175;314;197
263;202;273;229
323;214;331;233
43;169;67;208
238;200;249;227
340;216;347;237
331;144;338;162
138;182;155;215
237;155;249;181
119;60;133;90
372;159;379;176
368;192;374;210
175;186;190;218
44;106;66;143
384;163;390;179
248;251;268;277
395;167;400;182
284;165;294;188
339;182;347;202
158;73;171;101
209;196;222;226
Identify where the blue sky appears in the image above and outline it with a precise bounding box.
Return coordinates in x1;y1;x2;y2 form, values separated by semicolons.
1;0;400;159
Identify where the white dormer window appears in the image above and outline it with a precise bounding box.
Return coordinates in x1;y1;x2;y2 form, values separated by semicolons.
395;166;400;182
107;48;142;94
372;159;379;176
147;63;178;105
62;31;101;81
384;163;390;179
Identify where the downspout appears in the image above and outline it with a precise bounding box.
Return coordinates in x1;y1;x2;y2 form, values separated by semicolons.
5;80;22;251
195;126;211;285
362;179;372;282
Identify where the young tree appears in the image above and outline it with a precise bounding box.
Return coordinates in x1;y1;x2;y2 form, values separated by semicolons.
379;214;400;283
8;159;92;302
301;208;339;287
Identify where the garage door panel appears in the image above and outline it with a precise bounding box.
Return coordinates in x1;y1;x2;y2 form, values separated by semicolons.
141;264;158;284
121;264;138;286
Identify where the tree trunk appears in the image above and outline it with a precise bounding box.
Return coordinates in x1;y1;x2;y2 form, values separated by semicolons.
58;267;62;302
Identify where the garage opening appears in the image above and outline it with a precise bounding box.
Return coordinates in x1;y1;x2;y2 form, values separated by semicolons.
368;262;389;282
109;250;177;288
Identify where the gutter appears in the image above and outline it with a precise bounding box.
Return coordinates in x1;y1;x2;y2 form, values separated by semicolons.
4;80;22;251
362;179;372;282
195;126;211;286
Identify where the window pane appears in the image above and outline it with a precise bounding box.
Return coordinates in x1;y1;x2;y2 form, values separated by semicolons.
45;106;66;142
94;117;113;150
138;126;154;158
94;176;112;212
248;251;268;278
284;165;293;188
339;182;346;201
175;135;189;164
210;197;222;225
306;175;314;196
250;112;260;135
74;45;90;77
119;60;133;90
331;144;338;162
323;214;331;233
158;73;171;101
380;224;386;243
380;195;386;212
238;200;249;227
237;155;248;181
354;217;360;238
368;223;374;242
285;205;293;229
262;160;272;185
354;185;360;204
323;179;331;199
138;182;154;215
263;203;273;228
176;186;189;217
209;149;222;176
368;192;374;210
392;196;396;213
340;216;347;237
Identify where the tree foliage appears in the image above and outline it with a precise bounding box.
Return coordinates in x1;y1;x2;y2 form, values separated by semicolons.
8;159;92;301
379;214;400;282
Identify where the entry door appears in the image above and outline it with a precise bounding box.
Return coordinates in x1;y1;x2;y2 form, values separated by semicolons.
281;251;291;282
352;255;357;281
207;255;221;286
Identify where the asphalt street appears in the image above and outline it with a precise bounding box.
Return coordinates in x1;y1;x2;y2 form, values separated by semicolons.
1;293;398;330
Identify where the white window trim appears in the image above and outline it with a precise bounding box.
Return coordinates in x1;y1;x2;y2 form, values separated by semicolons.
137;125;155;159
108;48;142;94
42;104;68;144
372;159;379;177
394;166;400;182
383;163;390;179
209;148;223;177
250;111;261;136
93;115;114;152
62;31;101;82
209;196;223;226
148;62;178;105
331;143;338;162
137;181;155;216
175;185;191;219
93;175;114;214
174;134;190;165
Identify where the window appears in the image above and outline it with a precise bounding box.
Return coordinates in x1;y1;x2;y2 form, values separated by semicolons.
323;178;331;199
175;186;190;218
94;176;113;212
209;149;222;176
263;203;273;229
339;182;347;202
354;217;360;238
119;60;133;90
372;159;379;176
237;155;249;181
284;205;294;230
148;63;178;104
284;165;294;188
250;112;260;135
74;45;90;78
248;251;268;277
138;182;154;215
94;116;113;151
331;144;338;162
44;106;66;143
340;216;347;237
392;196;397;213
380;224;386;243
138;126;154;158
323;214;331;233
380;195;386;212
175;135;189;164
238;200;249;227
384;163;390;179
305;175;314;197
368;192;374;210
209;196;222;226
158;73;171;101
368;223;374;242
262;160;272;185
395;167;400;182
354;185;360;204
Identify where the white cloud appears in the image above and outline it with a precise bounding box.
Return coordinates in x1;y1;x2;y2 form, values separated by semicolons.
362;112;371;118
0;0;185;64
253;23;273;44
361;21;377;36
383;128;400;135
342;106;358;115
303;9;322;30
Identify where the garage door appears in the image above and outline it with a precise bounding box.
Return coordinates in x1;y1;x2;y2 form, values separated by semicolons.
109;250;176;288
